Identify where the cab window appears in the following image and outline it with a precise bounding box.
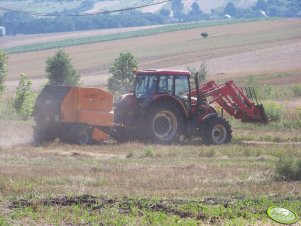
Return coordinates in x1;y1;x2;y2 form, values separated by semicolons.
135;75;158;99
158;75;173;94
175;76;189;97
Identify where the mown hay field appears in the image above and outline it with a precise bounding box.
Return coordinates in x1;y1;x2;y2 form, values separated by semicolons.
0;123;301;225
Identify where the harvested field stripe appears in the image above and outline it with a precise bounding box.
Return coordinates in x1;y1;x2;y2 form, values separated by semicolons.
4;19;263;54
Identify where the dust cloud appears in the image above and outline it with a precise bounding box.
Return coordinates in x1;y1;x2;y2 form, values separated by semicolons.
0;120;33;147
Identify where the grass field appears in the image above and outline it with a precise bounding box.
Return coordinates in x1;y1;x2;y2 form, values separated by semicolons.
1;18;301;225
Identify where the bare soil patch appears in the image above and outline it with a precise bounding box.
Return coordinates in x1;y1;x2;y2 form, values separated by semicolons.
264;73;301;86
5;19;301;92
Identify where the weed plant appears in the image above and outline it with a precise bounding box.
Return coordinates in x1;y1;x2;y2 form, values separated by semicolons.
0;97;18;120
275;155;301;181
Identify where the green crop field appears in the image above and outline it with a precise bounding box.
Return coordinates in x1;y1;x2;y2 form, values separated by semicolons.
3;19;257;54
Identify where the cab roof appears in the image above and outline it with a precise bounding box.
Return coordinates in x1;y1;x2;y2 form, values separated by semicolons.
136;69;191;77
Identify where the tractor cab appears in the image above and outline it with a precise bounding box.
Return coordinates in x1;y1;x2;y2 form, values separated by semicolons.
134;70;191;105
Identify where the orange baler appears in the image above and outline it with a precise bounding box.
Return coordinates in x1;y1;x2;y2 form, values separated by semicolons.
33;85;114;144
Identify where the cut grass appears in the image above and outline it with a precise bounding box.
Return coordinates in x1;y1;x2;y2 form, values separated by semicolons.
0;141;300;199
0;121;300;224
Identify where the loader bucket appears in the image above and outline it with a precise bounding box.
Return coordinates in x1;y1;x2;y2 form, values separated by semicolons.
255;104;268;124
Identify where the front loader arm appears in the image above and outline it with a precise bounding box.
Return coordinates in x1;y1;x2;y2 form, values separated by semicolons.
191;80;268;123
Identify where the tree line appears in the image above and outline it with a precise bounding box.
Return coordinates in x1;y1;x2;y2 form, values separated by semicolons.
1;0;300;36
221;0;301;18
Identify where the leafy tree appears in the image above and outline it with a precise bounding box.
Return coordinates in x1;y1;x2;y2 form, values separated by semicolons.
268;6;280;16
160;9;171;17
187;62;207;82
255;0;268;11
46;49;80;86
224;2;237;16
0;50;8;95
107;52;138;96
172;0;184;19
189;2;203;19
14;73;37;120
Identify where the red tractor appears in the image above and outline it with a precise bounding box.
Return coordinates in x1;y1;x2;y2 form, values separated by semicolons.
112;69;267;144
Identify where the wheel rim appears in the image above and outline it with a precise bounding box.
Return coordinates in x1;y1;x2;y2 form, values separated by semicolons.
211;124;227;144
152;111;177;141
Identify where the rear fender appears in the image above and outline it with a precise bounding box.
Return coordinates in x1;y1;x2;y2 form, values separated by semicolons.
198;113;218;136
201;113;218;123
148;95;189;118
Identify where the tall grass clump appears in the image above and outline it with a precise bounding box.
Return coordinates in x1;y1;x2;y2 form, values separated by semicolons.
291;85;301;97
247;76;301;100
263;101;284;122
0;97;17;119
275;155;301;181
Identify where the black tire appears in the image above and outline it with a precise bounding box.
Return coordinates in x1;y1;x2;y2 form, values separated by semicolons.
148;102;183;144
202;116;232;145
70;124;92;145
33;127;56;145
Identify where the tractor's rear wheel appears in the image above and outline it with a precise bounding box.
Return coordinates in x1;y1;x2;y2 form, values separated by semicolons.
203;116;232;145
148;102;183;144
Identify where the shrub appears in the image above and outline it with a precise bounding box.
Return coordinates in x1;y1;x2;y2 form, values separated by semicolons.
187;62;207;82
107;52;138;96
275;155;301;181
46;49;80;86
0;50;8;95
14;74;37;120
0;97;16;119
144;147;154;157
291;85;301;97
263;101;284;122
201;32;209;38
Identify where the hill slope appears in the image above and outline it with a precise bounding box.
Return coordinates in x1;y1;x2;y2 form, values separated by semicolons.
5;19;301;92
0;0;258;15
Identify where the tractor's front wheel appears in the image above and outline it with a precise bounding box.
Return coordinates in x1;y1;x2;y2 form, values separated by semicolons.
202;116;232;145
148;102;183;144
